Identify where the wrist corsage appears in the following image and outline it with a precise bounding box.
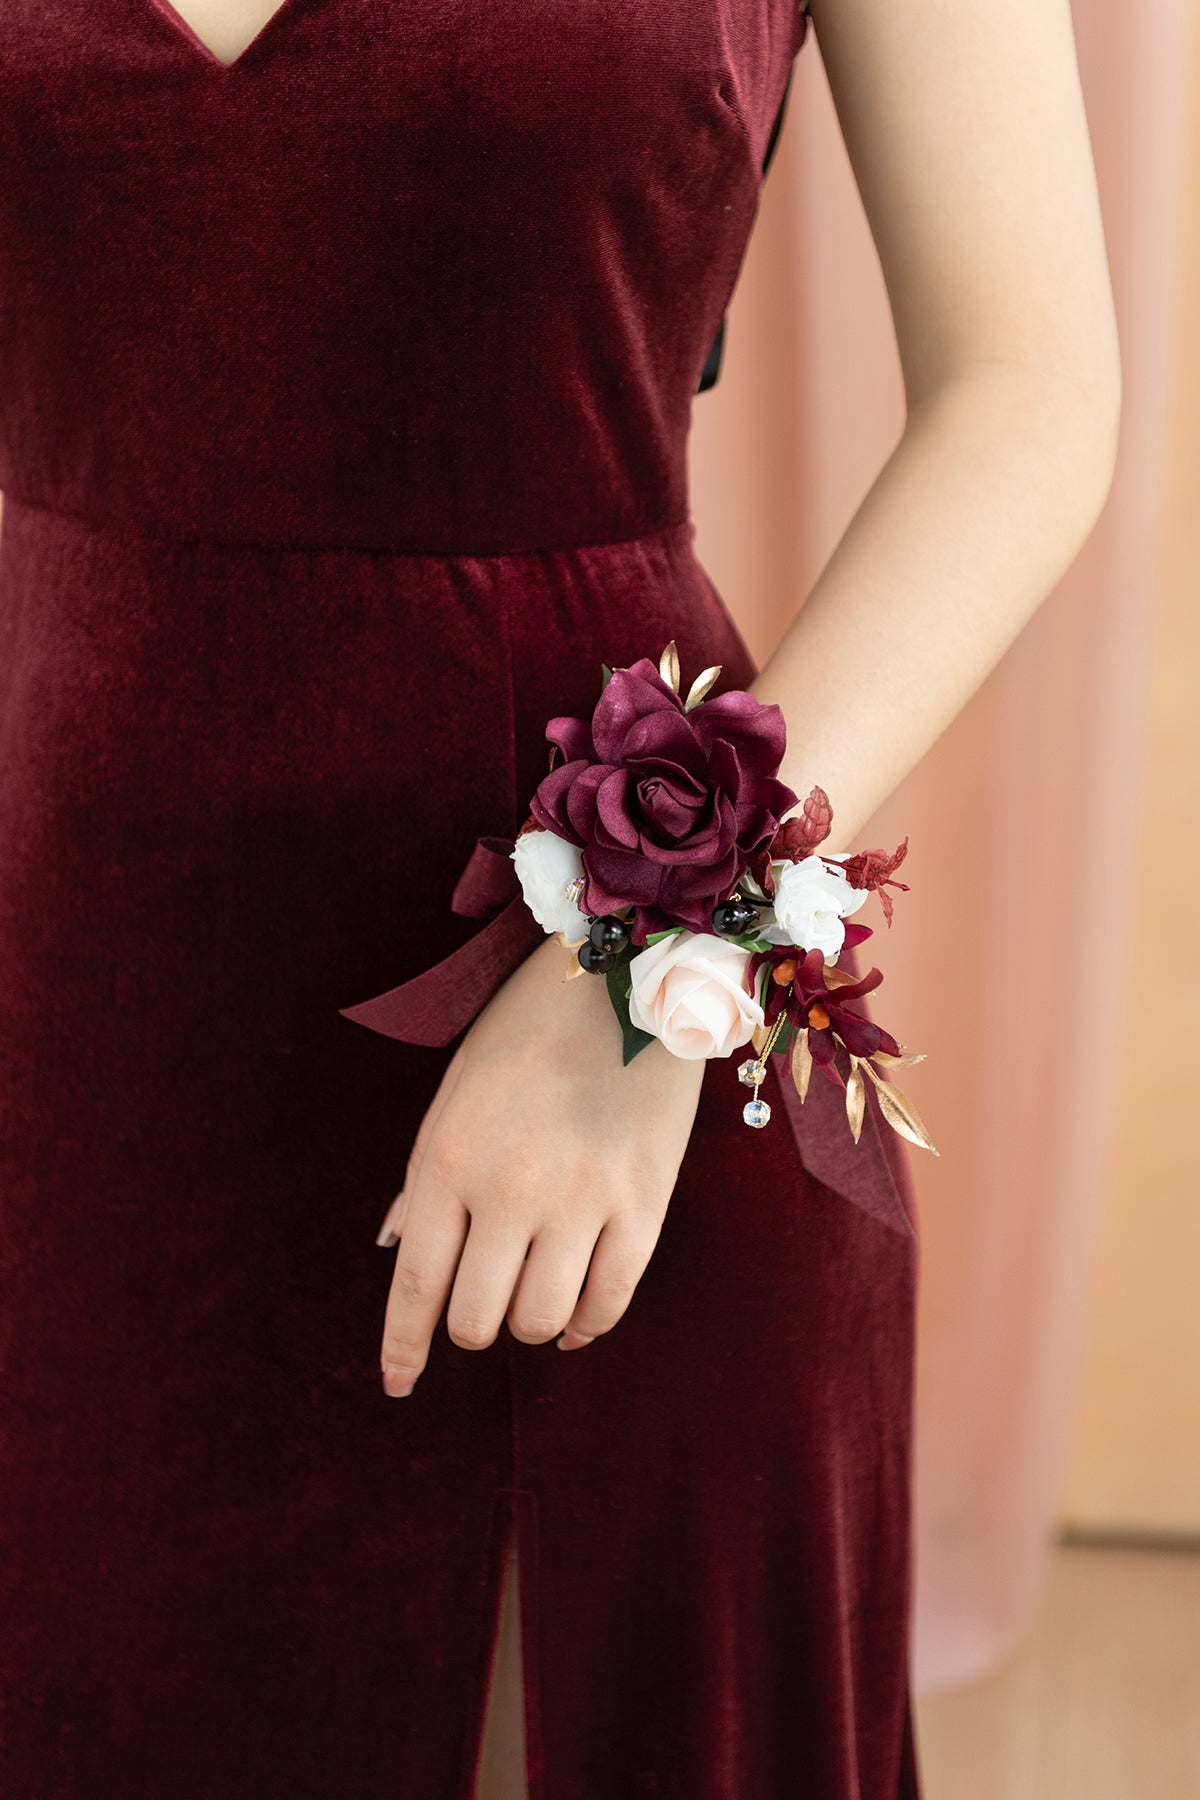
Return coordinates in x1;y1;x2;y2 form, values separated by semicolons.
338;643;936;1155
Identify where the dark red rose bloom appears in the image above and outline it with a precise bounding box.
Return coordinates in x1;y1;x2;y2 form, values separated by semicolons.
748;784;834;899
529;657;797;942
528;662;798;943
749;944;900;1087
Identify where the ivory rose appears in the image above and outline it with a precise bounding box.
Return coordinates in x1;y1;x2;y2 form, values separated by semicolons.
511;826;589;937
627;931;764;1060
764;853;867;960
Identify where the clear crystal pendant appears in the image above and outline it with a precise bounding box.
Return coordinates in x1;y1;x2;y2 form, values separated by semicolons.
740;1006;784;1127
741;1015;788;1123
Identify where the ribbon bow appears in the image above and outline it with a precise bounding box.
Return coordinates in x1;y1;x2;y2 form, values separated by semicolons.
338;835;546;1047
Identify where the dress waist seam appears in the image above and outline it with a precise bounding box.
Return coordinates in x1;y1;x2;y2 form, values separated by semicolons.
0;487;695;564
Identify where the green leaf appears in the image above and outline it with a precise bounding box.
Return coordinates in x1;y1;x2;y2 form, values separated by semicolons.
600;662;613;689
644;927;683;945
604;959;628;1015
604;960;656;1065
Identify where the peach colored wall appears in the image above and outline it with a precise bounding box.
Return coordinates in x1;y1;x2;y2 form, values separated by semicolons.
689;0;1195;1692
1061;17;1200;1537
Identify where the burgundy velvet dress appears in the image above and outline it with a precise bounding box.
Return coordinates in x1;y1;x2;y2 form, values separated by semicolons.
0;2;923;1794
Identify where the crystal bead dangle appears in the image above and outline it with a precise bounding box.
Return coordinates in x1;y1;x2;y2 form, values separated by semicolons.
740;1010;786;1127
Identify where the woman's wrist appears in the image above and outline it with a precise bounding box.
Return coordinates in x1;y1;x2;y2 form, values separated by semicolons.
344;643;933;1151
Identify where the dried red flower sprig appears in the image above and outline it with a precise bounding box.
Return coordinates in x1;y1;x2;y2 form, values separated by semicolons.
827;838;911;926
747;785;834;897
749;785;911;928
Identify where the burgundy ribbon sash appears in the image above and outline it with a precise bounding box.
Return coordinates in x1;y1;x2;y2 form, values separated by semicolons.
337;835;546;1047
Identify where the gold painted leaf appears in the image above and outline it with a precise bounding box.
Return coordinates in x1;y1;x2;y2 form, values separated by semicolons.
792;1027;813;1102
871;1049;926;1072
861;1059;940;1155
823;964;859;989
659;640;681;693
562;954;590;982
751;1020;772;1055
684;663;723;711
845;1057;865;1142
555;928;589;951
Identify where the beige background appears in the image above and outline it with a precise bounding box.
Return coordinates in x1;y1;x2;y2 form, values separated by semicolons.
688;0;1200;1691
1060;22;1200;1539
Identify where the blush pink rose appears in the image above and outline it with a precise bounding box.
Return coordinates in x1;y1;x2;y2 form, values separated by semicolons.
626;931;764;1060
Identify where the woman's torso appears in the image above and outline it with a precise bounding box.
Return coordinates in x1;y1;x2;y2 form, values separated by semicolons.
0;0;806;554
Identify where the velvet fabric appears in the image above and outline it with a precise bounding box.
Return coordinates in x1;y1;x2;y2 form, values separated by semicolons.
0;2;921;1794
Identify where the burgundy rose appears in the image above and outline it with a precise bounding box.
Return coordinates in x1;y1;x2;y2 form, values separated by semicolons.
529;657;797;942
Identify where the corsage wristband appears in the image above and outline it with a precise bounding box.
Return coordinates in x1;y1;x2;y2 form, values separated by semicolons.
339;643;937;1154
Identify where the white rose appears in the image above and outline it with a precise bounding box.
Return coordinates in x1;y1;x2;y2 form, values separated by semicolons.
511;829;589;937
763;853;867;960
627;931;764;1060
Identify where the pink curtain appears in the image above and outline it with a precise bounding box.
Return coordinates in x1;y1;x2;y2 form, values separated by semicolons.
689;0;1193;1690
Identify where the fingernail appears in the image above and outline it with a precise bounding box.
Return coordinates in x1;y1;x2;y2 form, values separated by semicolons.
376;1193;406;1247
556;1330;595;1351
382;1364;418;1397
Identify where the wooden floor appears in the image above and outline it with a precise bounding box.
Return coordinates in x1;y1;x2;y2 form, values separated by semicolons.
913;1541;1200;1799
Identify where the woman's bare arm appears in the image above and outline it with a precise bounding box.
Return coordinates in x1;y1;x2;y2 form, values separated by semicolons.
752;0;1122;844
374;0;1122;1382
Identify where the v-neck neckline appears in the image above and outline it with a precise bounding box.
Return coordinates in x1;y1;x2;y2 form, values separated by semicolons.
145;0;309;72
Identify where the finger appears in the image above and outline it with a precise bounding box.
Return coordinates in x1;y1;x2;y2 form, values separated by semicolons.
556;1216;661;1348
446;1214;534;1352
506;1224;599;1346
375;1047;468;1246
380;1191;469;1395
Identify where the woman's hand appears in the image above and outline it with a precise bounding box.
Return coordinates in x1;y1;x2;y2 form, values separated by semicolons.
373;933;707;1396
